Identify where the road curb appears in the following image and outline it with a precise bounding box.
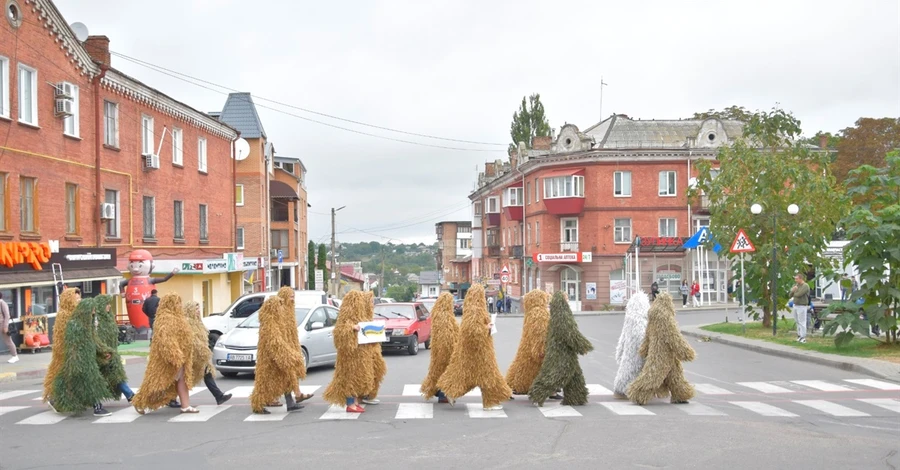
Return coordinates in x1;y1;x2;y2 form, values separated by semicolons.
0;355;148;383
681;325;900;381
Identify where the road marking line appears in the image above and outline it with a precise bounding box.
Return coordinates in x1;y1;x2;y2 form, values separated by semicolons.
0;406;30;416
395;403;433;419
794;400;869;417
736;382;794;394
537;403;582;418
844;379;900;391
677;402;727;416
168;405;232;422
599;402;655;416
0;390;40;401
587;384;613;396
225;386;254;398
16;410;70;425
299;385;320;395
402;384;422;397
319;404;365;420
94;407;143;424
730;401;797;417
856;399;900;414
244;406;289;422
694;384;734;395
791;380;852;392
466;403;507;418
464;388;482;397
189;387;208;396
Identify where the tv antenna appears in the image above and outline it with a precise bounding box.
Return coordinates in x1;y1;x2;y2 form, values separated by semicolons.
233;138;250;161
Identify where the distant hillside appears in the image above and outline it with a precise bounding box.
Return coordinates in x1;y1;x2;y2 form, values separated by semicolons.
338;241;437;283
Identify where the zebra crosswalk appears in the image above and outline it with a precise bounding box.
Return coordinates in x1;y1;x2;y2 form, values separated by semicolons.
0;378;897;425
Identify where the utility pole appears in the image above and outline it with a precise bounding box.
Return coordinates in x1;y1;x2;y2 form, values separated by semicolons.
381;244;385;298
330;206;346;297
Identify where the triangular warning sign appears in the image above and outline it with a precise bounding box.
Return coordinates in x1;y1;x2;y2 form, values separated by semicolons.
730;229;756;253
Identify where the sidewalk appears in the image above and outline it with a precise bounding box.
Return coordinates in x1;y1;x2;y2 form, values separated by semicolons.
681;324;900;381
0;341;150;383
498;303;731;318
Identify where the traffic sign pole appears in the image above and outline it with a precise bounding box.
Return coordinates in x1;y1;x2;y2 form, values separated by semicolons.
740;253;746;333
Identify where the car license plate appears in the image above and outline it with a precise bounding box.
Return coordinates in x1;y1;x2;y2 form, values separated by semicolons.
227;354;252;361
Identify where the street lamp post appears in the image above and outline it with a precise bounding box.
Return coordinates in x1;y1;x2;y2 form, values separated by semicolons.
751;202;799;336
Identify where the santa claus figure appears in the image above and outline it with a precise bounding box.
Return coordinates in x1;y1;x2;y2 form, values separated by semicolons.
119;250;178;328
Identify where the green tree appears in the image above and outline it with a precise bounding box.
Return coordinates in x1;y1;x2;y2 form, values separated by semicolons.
824;152;900;345
307;241;316;289
509;93;551;152
691;108;847;327
690;105;753;121
316;244;328;284
386;285;412;302
833;118;900;183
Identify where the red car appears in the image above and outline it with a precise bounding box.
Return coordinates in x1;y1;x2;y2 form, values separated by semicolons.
374;302;432;355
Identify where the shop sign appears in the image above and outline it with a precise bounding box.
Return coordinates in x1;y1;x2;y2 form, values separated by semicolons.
242;258;259;270
224;252;244;272
533;253;581;263
0;244;115;272
639;237;687;248
0;242;52;270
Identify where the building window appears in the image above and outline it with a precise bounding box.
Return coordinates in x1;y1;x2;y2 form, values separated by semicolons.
271;199;289;222
65;183;78;235
694;218;710;234
526;182;531;205
514;226;519;245
457;225;471;234
659;218;677;237
614;171;632;197
544;175;584;199
534;178;539;203
459;238;470;249
486;196;499;213
199;204;208;241
235;184;244;206
103;101;118;147
198;137;207;173
473;201;482;217
62;83;79;137
142;196;156;239
505;187;523;206
172;128;183;165
173;200;184;240
17;63;37;125
0;172;7;232
19;176;36;232
276;161;295;174
0;56;8;118
271;230;289;252
710;168;720;179
561;218;578;251
104;189;119;238
614;218;632;243
236;227;244;250
535;221;540;245
141;115;154;155
659;171;677;196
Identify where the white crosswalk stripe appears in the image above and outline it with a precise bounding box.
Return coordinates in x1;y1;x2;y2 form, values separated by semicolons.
225;386;254;398
857;398;900;414
189;387;208;396
0;406;30;416
537;403;582;418
794;400;869;417
677;402;727;416
466;403;507;418
599;402;655;416
168;405;232;422
737;382;794;394
844;379;900;391
791;380;853;392
587;384;614;396
402;384;422;397
94;407;143;424
0;390;40;401
17;410;70;425
319;404;365;420
245;406;290;422
694;384;734;395
730;401;797;417
395;403;433;419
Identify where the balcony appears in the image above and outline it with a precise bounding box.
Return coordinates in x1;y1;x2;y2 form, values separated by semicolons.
486;211;501;227
560;241;579;252
487;245;501;258
694;194;711;214
502;187;523;221
511;245;524;259
542;171;585;216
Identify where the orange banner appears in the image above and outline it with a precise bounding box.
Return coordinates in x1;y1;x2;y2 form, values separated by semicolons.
0;242;52;270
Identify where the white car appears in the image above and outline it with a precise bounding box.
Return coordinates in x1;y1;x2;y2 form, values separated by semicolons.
202;290;330;348
212;303;339;376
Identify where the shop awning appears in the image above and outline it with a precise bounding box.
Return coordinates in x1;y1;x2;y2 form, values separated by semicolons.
542;167;585;178
0;267;122;289
270;180;299;200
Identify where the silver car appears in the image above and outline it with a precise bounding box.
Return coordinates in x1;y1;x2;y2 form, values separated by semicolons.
212;303;339;377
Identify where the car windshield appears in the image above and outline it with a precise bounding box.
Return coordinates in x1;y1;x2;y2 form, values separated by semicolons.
373;304;414;319
238;308;310;328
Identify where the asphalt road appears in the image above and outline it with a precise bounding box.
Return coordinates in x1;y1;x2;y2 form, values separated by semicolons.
1;309;898;470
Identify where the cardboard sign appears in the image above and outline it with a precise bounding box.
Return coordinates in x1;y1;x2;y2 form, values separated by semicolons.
490;314;497;336
357;321;387;344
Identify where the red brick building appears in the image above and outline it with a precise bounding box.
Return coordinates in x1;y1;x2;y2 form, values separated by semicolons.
0;0;242;326
434;221;472;296
469;115;738;310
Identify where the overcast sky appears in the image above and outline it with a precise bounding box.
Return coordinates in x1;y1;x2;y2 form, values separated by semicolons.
58;0;900;245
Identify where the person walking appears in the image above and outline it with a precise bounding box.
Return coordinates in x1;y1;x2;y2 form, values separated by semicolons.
690;281;701;308
487;295;494;314
142;289;161;341
790;274;810;343
650;282;660;302
1;292;18;364
679;281;689;308
505;296;511;315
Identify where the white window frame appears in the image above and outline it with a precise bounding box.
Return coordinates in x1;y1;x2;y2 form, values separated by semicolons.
105;189;120;238
173;200;184;240
142;196;156;239
486;196;499;213
199;204;208;241
141;115;154;155
0;56;9;118
103;100;118;147
659;218;677;237
20;177;36;233
526;182;531;205
614;218;632;244
535;221;540;245
473;201;482;217
236;227;245;250
198;137;208;173
543;175;585;199
62;83;79;137
172;128;183;165
17;63;37;125
534;178;539;203
235;184;244;206
459;238;470;249
560;218;578;251
614;171;632;197
526;223;531;245
659;171;677;197
505;187;523;206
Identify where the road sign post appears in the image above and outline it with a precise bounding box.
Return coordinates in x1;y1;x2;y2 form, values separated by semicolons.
730;229;756;333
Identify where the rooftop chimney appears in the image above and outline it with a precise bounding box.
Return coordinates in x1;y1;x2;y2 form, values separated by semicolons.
532;136;552;150
485;162;496;177
84;36;110;66
818;134;828;149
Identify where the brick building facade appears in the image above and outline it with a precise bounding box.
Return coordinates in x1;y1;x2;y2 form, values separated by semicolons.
434;221;472;296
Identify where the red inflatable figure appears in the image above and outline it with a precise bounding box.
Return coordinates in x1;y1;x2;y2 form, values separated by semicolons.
119;250;178;328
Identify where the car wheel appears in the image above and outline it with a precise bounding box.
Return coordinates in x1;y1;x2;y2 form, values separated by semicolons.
208;332;221;350
408;335;419;355
424;337;431;349
221;371;238;378
301;347;309;370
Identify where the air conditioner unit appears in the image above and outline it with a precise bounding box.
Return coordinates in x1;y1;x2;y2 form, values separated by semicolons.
54;98;74;117
143;153;160;170
270;249;278;259
55;82;74;99
100;203;115;220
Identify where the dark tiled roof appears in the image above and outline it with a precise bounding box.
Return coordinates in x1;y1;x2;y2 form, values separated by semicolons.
219;93;267;139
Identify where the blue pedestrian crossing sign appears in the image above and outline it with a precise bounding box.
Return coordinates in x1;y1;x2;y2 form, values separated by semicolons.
277;250;284;263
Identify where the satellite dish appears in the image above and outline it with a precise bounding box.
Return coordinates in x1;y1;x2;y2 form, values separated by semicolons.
70;22;89;42
233;138;250;161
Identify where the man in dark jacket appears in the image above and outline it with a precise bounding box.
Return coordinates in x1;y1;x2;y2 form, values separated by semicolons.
142;290;160;340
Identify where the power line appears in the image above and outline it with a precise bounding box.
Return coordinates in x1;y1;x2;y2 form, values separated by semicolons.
109;51;507;151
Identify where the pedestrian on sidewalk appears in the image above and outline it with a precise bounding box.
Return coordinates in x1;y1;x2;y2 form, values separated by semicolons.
142;289;160;342
690;280;701;308
790;274;810;343
650;281;660;302
505;296;511;315
488;295;494;314
679;281;689;308
1;292;18;364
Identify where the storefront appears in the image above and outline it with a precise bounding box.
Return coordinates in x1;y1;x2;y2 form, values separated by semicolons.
0;242;121;353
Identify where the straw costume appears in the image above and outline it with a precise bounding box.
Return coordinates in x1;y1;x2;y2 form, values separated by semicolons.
627;292;696;405
420;293;458;400
362;291;387;400
249;295;306;413
184;301;213;388
132;293;194;412
42;288;81;402
613;292;650;398
506;289;551;395
93;295;129;400
437;284;511;409
323;290;375;406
